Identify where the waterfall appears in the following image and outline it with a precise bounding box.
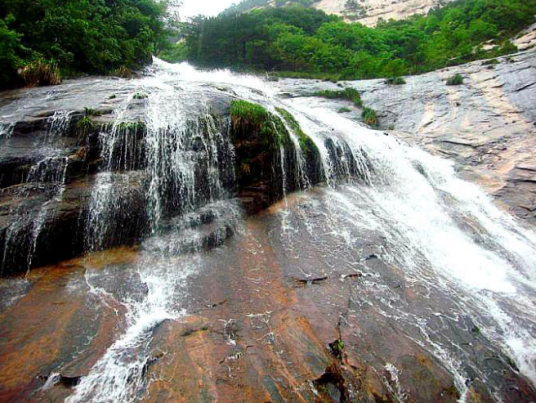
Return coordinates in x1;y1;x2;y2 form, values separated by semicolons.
0;112;71;275
1;59;535;402
280;97;536;393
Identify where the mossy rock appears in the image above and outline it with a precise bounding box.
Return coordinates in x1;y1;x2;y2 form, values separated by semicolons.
230;100;323;212
275;107;320;159
230;100;292;152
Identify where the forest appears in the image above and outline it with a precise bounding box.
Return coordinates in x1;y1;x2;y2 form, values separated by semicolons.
0;0;170;89
163;0;536;80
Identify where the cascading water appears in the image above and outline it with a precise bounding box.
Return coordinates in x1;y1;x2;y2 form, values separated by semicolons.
277;96;536;397
0;111;72;275
1;58;536;402
69;67;242;402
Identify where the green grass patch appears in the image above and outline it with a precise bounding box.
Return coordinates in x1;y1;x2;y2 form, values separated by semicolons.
83;107;101;117
313;88;363;108
338;107;352;113
483;58;500;66
362;107;378;127
385;77;406;85
77;116;94;134
446;73;464;86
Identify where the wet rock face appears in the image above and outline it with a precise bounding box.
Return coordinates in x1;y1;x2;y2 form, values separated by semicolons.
0;85;322;276
2;192;534;402
275;50;536;226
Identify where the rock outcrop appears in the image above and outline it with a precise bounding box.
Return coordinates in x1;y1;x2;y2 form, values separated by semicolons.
233;0;456;26
0;85;322;276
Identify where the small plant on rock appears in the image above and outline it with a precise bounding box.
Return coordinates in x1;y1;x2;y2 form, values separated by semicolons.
362;107;378;127
446;73;464;86
313;88;363;108
385;77;406;85
133;92;148;100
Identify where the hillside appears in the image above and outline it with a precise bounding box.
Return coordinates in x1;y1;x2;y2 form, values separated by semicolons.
228;0;457;26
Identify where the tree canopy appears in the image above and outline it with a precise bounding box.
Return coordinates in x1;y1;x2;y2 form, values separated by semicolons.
0;0;170;89
165;0;536;80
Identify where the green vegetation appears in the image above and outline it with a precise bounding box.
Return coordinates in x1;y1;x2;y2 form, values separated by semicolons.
0;0;170;89
362;107;378;127
276;107;319;157
77;116;94;135
313;88;363;107
159;42;189;63
133;92;149;100
175;0;536;80
446;73;464;86
230;100;292;151
116;121;146;132
385;77;407;85
483;58;500;66
83;107;101;117
338;107;352;113
18;59;61;87
329;338;345;359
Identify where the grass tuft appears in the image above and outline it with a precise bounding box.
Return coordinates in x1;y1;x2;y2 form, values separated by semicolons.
313;88;363;108
446;73;464;86
362;107;378;127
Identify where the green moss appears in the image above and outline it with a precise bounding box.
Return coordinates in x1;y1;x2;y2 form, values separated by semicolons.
446;73;464;86
133;92;148;100
313;88;363;108
231;100;270;125
362;107;378;127
338;107;352;113
275;107;319;158
116;121;146;132
385;77;406;85
230;100;292;151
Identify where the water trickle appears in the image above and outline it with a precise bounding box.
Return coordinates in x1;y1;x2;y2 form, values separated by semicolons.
0;110;72;274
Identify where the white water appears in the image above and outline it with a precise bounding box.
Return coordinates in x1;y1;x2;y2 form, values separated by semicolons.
0;112;71;274
284;97;536;392
62;60;536;401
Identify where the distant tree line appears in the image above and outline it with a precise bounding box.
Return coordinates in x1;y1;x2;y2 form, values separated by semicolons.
162;0;536;80
0;0;172;89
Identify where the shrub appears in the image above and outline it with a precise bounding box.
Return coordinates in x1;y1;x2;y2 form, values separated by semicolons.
110;67;135;79
446;73;464;86
362;107;378;127
0;18;23;89
19;59;61;87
